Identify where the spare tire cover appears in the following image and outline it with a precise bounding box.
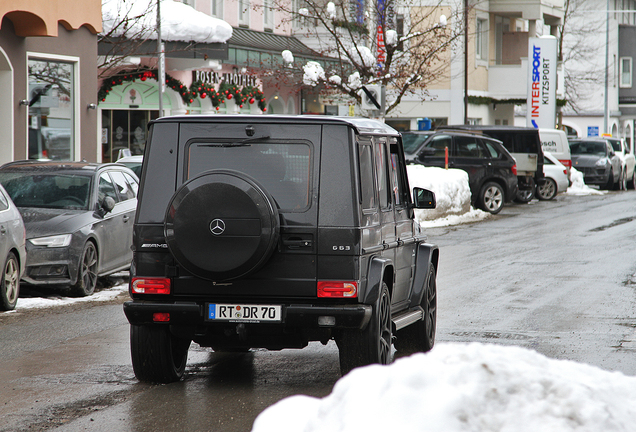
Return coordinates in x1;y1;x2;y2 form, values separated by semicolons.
165;170;280;281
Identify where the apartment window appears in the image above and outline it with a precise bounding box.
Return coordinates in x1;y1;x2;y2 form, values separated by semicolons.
211;0;223;18
620;57;632;88
263;0;274;30
476;18;488;61
239;0;250;26
27;57;76;161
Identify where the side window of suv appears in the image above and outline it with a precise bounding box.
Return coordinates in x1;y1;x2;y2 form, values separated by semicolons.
455;136;485;158
390;141;409;207
426;135;452;157
375;138;390;210
359;141;377;211
483;140;502;159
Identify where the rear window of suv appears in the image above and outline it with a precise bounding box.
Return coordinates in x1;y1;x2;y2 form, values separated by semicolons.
187;141;312;211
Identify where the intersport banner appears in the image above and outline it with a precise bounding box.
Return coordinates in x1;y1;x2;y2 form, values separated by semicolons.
526;36;557;129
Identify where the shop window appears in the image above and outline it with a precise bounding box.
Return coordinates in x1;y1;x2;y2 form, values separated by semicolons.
27;57;75;160
101;110;158;163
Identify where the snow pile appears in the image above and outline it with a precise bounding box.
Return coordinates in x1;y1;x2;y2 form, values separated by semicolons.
102;0;233;43
252;343;636;432
406;165;476;223
281;50;294;65
303;61;326;86
564;167;606;196
11;284;127;311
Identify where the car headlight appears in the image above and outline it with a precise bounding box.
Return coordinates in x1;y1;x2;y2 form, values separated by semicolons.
595;158;610;167
29;234;73;248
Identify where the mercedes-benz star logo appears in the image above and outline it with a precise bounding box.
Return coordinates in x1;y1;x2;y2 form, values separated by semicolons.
210;218;226;236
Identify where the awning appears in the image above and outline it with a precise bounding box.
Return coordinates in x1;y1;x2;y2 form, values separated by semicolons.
228;27;321;59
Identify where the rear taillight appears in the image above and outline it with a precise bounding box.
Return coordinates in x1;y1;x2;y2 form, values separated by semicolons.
131;277;171;294
317;281;358;298
559;159;572;168
511;164;517;176
153;312;170;322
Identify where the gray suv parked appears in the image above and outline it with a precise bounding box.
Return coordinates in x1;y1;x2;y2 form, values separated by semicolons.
124;115;440;382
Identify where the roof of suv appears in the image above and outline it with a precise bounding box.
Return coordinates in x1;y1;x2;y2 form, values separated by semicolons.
150;115;399;136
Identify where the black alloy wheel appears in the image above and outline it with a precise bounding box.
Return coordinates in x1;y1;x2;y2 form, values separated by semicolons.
131;325;191;383
71;241;98;297
395;266;437;357
0;252;20;311
337;282;393;375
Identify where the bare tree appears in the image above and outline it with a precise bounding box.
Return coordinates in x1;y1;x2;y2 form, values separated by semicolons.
557;0;608;113
267;0;465;115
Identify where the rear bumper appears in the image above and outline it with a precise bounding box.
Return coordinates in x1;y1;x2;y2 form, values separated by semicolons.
123;300;372;330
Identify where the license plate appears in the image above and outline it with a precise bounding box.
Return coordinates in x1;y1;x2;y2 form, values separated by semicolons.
207;303;282;322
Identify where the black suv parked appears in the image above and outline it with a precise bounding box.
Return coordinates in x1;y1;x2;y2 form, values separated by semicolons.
437;125;545;203
403;131;518;214
124;115;440;383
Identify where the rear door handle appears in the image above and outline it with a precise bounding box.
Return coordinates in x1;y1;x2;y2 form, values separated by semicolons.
123;215;130;223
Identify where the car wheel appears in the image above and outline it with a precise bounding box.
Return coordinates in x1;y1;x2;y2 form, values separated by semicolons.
0;252;20;311
131;324;190;383
536;178;558;200
165;170;280;281
395;266;436;357
478;182;504;214
70;241;98;297
337;282;392;375
628;170;636;190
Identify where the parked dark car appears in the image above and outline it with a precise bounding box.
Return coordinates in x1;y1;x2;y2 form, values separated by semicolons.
403;130;518;214
569;138;623;190
124;115;440;383
0;184;26;311
0;161;139;296
437;125;545;203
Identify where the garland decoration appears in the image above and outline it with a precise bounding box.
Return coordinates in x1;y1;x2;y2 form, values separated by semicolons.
98;68;267;111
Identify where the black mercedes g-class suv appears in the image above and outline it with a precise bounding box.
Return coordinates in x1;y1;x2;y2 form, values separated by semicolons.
124;115;439;383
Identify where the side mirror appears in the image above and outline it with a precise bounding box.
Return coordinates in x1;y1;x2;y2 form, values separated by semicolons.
101;196;116;213
412;187;436;209
417;147;437;162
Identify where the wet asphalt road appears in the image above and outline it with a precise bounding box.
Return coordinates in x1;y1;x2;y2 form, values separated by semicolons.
2;190;636;431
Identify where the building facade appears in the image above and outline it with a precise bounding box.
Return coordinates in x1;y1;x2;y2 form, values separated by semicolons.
0;1;102;164
97;0;327;162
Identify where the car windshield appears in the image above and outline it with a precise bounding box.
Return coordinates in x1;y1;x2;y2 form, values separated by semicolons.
401;133;431;154
569;141;608;156
0;172;92;210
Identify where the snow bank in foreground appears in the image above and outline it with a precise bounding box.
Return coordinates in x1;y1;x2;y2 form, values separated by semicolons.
407;165;473;221
252;343;636;432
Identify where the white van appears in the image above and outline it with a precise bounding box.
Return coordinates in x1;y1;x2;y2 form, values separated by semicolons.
539;129;571;179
